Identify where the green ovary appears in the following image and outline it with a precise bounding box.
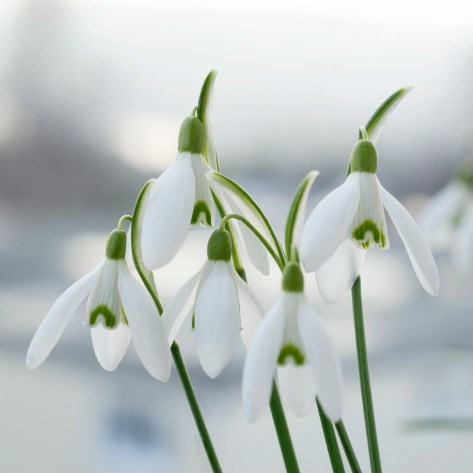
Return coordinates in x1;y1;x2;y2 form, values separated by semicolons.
89;305;119;329
352;219;387;249
191;200;212;226
277;343;305;366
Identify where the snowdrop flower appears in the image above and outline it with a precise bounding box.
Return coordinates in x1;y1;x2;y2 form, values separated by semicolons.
140;116;270;274
242;262;343;421
300;138;439;302
26;229;171;381
161;229;263;378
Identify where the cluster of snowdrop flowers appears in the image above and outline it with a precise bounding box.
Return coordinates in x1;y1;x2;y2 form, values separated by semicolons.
419;161;473;275
242;262;343;421
300;132;440;302
27;227;171;381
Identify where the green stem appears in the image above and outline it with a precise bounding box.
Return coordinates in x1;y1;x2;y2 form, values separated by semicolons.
171;342;222;473
351;277;382;473
130;181;222;473
270;382;301;473
220;213;284;270
317;400;346;473
335;421;363;473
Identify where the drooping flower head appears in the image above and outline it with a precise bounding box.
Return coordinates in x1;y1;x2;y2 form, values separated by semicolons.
419;159;473;274
300;135;439;303
242;262;344;422
27;227;172;381
162;228;263;378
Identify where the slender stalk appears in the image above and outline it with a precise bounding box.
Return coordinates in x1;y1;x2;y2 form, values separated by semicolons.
351;277;382;473
171;343;222;473
316;400;345;473
270;382;301;473
130;183;222;473
335;421;363;473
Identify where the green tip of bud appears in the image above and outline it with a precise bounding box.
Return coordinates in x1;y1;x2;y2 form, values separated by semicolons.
106;229;127;260
282;262;304;293
178;116;204;154
349;139;378;174
207;229;232;261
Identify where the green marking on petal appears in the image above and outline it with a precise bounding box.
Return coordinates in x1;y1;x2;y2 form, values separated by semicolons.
277;343;305;366
191;200;212;226
352;219;387;248
89;305;119;329
121;308;129;326
191;313;195;330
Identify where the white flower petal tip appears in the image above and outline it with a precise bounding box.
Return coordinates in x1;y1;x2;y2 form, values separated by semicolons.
117;261;172;382
300;173;361;272
298;300;344;422
195;261;241;378
91;323;131;371
141;154;196;269
26;264;102;370
379;183;440;296
316;240;365;304
242;297;285;422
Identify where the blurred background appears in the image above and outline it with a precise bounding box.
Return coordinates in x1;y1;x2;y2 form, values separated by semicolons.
1;0;473;471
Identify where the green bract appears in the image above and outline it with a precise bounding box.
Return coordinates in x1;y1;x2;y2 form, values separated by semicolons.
207;229;232;261
178;116;204;154
349;139;378;174
282;262;304;293
106;229;127;260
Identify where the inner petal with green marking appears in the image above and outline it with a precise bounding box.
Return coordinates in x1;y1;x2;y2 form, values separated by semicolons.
89;304;120;329
191;153;214;227
350;172;389;250
277;343;305;366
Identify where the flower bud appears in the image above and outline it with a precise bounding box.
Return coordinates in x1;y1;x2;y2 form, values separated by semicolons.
178;116;204;154
282;262;304;293
106;229;127;260
349;139;378;174
207;229;232;261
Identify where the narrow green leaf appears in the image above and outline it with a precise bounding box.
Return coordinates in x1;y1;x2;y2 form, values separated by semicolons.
197;70;219;171
365;87;411;142
285;171;318;259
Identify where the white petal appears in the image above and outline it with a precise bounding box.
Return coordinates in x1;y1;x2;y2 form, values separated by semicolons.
379;181;440;296
229;264;264;347
26;263;102;370
242;295;285;422
297;298;344;422
161;268;203;344
315;240;366;303
300;173;361;271
91;323;131;371
418;181;468;236
141;153;195;269
452;204;473;274
117;261;171;381
277;363;316;417
195;261;241;378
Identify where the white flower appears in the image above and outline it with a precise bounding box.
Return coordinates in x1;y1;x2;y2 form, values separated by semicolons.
26;230;171;381
300;139;439;303
418;177;473;274
141;116;270;274
242;263;343;422
161;229;263;378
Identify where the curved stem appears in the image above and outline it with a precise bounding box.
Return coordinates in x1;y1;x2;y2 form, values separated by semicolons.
335;421;363;473
117;214;132;230
317;400;345;473
351;277;382;473
220;213;284;270
131;181;223;473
